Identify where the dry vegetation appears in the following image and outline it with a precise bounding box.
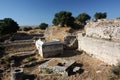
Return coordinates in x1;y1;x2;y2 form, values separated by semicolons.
18;28;45;34
44;26;81;42
0;26;119;80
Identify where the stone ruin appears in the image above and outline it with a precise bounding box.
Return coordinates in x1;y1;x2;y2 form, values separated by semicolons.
35;39;63;58
39;58;76;75
85;19;120;41
78;19;120;65
10;68;36;80
64;35;78;49
11;68;24;80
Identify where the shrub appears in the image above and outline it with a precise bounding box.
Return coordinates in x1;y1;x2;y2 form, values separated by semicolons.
75;13;91;26
0;18;19;36
23;27;32;31
26;56;35;62
39;23;48;30
52;11;75;27
44;68;53;74
94;12;107;20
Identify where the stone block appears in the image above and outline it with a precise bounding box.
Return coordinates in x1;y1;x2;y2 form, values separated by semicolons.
64;36;78;50
35;39;63;58
39;58;76;75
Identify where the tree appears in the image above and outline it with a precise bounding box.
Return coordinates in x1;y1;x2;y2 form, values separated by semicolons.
39;23;48;30
23;27;32;31
75;13;91;25
94;12;107;20
0;18;19;36
52;11;75;27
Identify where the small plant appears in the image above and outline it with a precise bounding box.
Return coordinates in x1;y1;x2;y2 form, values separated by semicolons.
109;62;120;80
44;68;53;74
26;56;35;62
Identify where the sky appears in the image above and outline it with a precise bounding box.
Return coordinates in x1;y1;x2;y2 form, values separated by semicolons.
0;0;120;26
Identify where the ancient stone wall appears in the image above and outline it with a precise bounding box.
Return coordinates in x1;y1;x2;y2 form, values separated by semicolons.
12;33;43;40
85;19;120;42
78;19;120;65
78;33;120;65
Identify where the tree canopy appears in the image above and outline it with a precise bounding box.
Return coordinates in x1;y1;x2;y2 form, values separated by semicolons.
0;18;19;36
94;12;107;20
75;13;91;25
23;27;32;31
39;23;48;30
52;11;75;27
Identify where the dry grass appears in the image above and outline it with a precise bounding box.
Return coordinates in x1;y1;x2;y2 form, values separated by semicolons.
2;49;112;80
18;28;45;34
44;26;71;42
1;27;116;80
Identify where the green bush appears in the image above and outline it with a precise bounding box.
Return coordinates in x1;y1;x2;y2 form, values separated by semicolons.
26;56;35;62
39;23;48;30
94;12;107;20
23;27;32;31
75;13;91;26
0;18;19;36
52;11;75;27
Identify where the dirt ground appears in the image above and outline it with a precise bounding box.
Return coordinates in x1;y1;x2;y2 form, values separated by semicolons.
22;50;111;80
0;27;115;80
1;48;111;80
35;50;111;80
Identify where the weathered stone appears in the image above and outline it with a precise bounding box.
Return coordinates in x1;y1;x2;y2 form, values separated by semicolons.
9;55;16;61
10;33;43;40
85;19;120;41
64;36;78;50
35;39;63;58
78;19;120;66
11;60;16;67
16;52;35;59
73;66;81;72
23;61;37;67
0;59;6;64
11;68;24;80
78;33;120;65
39;58;76;75
9;52;35;60
96;70;102;73
22;60;47;68
0;66;6;73
44;27;53;37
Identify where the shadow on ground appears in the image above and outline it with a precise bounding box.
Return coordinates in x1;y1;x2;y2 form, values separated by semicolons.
68;63;84;76
23;74;36;80
57;50;83;58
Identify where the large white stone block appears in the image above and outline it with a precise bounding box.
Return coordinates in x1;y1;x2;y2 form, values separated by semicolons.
35;39;63;58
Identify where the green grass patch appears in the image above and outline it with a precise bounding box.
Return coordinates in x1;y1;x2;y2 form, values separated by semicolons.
26;56;36;62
